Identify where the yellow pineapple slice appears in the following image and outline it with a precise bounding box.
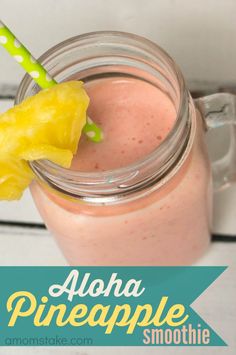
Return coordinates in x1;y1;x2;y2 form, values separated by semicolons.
0;81;89;200
0;157;33;200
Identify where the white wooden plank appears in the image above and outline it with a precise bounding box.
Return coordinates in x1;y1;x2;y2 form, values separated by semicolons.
1;0;236;86
0;188;42;223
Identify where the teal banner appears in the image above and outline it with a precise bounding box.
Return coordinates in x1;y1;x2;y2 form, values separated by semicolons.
0;267;226;346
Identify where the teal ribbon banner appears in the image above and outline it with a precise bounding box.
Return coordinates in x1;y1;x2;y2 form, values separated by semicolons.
0;267;226;346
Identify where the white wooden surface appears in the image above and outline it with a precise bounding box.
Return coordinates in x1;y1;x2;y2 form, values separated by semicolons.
0;99;236;353
0;0;236;88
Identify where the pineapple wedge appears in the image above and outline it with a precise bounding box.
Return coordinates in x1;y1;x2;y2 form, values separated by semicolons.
0;81;89;200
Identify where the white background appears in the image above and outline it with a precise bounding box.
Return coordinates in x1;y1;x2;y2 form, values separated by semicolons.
0;0;236;88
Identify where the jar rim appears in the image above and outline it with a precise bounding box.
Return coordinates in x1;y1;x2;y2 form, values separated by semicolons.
15;31;193;204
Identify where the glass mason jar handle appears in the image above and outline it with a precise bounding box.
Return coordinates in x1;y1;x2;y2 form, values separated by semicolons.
195;93;236;191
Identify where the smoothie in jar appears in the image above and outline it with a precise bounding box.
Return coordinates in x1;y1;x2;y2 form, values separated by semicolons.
30;75;211;266
12;32;212;266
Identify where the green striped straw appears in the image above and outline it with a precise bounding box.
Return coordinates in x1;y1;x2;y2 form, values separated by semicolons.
0;20;103;143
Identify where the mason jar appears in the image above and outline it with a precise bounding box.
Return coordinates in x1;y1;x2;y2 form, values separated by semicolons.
15;32;236;266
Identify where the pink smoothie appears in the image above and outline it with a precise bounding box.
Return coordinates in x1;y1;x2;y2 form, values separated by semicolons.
72;78;175;171
31;77;212;265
